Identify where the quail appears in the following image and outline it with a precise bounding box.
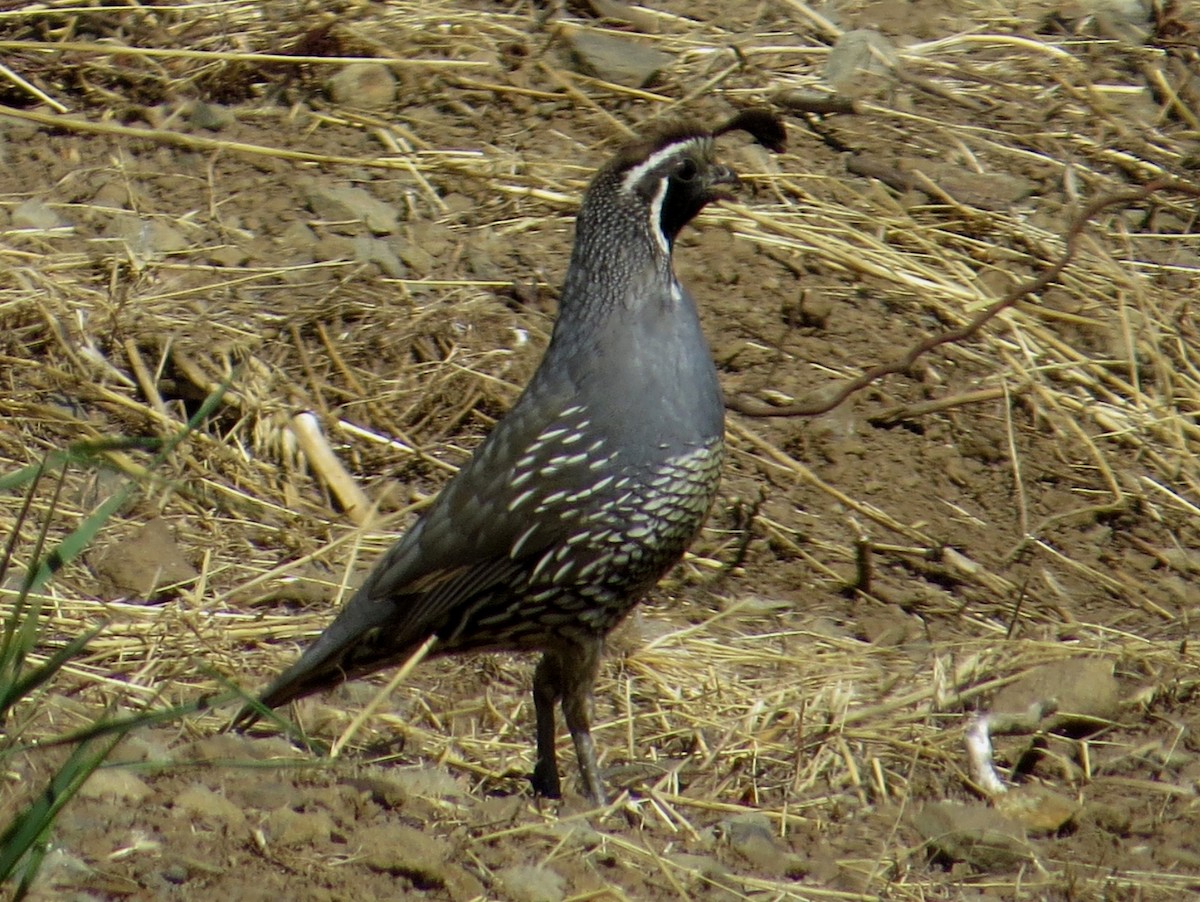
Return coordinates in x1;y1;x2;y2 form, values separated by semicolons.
236;110;786;804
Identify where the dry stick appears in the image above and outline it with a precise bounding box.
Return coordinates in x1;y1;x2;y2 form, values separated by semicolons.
0;103;432;171
727;178;1200;419
868;385;1018;426
0;40;487;69
290;412;372;526
123;338;170;422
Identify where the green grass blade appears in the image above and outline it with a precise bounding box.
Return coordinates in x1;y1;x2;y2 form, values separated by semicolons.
0;627;103;718
0;730;125;887
0;371;238;893
0;437;162;494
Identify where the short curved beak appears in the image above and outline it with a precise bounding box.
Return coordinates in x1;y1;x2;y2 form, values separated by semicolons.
705;164;740;200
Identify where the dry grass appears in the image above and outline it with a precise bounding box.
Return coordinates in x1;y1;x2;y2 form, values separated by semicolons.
2;0;1198;897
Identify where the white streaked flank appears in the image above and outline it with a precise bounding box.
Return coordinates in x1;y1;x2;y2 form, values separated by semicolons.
510;523;540;558
507;487;537;512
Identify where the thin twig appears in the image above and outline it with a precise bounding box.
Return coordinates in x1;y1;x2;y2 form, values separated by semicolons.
727;178;1200;418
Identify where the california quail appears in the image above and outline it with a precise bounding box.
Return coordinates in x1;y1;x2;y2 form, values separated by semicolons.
236;110;785;804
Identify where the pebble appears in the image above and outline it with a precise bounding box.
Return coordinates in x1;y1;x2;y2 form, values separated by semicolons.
913;801;1033;870
304;179;401;235
356;822;452;880
264;806;335;847
494;865;566;902
172;784;247;831
13;197;69;230
352;234;406;277
992;658;1121;731
188;101;235;130
825;29;897;94
327;62;397;109
994;786;1080;834
78;769;152;803
564;26;672;88
93;517;198;598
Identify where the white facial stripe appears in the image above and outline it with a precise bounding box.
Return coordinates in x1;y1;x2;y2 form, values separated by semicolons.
647;176;669;257
619;136;707;195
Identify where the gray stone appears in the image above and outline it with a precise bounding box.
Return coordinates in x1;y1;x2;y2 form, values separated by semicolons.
328;62;397;109
304;179;400;235
564;27;672;88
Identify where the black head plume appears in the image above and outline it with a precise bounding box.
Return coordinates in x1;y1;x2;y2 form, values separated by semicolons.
711;107;787;153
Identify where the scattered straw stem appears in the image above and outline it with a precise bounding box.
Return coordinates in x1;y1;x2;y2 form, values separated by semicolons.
330;634;437;758
290;412;372;527
727;177;1200;419
0;104;473;172
0;40;489;69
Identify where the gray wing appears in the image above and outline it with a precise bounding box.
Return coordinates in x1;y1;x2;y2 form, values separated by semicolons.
250;384;613;709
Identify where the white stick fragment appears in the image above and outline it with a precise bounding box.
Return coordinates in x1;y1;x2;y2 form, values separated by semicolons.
966;714;1008;797
290;411;373;526
966;699;1059;798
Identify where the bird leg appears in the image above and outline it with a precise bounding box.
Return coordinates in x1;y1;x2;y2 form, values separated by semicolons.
532;652;563;798
532;642;607;805
558;640;606;806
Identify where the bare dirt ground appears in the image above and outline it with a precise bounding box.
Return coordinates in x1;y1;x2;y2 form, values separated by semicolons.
2;0;1199;899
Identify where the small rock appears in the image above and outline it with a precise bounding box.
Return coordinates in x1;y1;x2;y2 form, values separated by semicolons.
1161;547;1200;574
994;786;1079;834
208;244;249;267
563;26;672;88
179;732;299;762
279;220;318;250
825;29;897;94
1065;0;1152;44
78;768;152;803
1080;800;1133;835
91;180;130;209
392;237;435;276
13;198;69;230
304;179;400;235
264;806;335;847
229;780;297;812
107;215;190;258
377;766;465;799
108;733;168;765
357;823;452;882
442;193;474;216
313;234;356;262
173;784;247;832
463;235;503;280
93;517;199;599
719;812;807;877
588;0;659;32
913;801;1034;870
856;605;922;647
352;234;406;277
895;158;1036;209
991;658;1121;733
494;864;566;902
328;62;397;109
667;852;730;880
410;220;453;257
188;101;235;130
142;221;189;254
785;288;834;329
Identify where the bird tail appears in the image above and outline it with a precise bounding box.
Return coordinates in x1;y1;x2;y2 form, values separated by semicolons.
230;595;414;732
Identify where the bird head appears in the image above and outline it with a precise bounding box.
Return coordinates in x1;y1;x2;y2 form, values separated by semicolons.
581;108;786;260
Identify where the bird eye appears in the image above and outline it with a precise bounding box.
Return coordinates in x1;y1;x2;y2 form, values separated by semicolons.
675;158;699;182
